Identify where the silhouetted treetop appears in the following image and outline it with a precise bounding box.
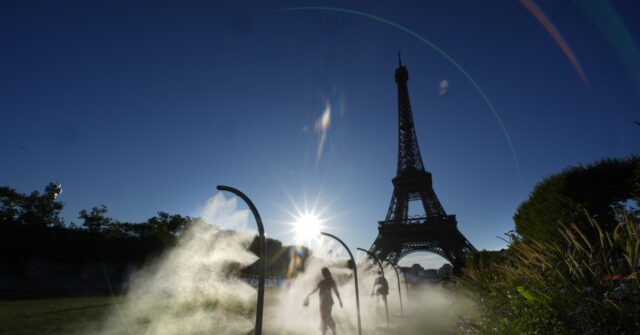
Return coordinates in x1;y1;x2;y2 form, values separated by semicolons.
514;156;640;245
0;183;64;228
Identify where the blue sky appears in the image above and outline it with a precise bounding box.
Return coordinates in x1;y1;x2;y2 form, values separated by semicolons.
1;0;639;268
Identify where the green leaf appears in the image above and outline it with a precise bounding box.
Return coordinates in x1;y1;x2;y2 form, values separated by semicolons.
516;286;536;302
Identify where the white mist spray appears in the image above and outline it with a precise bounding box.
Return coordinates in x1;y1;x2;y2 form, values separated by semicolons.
265;251;477;335
88;193;477;335
92;193;258;335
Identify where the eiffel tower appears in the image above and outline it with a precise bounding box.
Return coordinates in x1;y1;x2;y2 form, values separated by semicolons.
369;55;476;273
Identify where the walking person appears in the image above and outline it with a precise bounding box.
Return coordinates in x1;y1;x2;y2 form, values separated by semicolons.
305;267;343;335
372;270;389;301
371;270;389;326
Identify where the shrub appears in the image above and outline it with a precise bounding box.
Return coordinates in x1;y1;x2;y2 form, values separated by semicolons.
459;213;640;334
514;156;639;245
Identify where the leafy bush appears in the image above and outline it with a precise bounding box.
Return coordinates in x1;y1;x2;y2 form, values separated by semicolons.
459;214;640;335
514;156;639;245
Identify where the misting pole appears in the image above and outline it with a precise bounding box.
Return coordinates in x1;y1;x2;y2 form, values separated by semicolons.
357;247;389;327
217;186;266;335
386;261;404;315
321;232;362;335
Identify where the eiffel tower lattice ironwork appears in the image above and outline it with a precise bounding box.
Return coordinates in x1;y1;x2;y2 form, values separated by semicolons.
368;56;476;272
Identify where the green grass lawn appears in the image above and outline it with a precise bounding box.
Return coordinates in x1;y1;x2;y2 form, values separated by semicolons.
0;292;279;335
0;288;466;335
0;295;123;335
0;293;283;335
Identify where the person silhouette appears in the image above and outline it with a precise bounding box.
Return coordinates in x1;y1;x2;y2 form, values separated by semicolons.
305;267;343;335
372;270;389;301
371;270;389;325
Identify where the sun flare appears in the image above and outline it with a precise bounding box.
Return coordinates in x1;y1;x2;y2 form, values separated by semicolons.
292;212;323;244
278;188;340;247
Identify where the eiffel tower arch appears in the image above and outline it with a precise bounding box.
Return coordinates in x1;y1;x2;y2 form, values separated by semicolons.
369;55;476;273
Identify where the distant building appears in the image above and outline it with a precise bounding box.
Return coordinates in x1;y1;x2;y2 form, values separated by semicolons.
424;269;439;280
399;262;455;285
400;263;439;284
410;263;424;275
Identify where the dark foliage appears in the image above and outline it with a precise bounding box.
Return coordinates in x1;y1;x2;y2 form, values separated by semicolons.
0;182;64;228
461;156;640;334
514;156;640;245
0;183;308;297
464;249;506;272
244;236;311;276
461;215;640;335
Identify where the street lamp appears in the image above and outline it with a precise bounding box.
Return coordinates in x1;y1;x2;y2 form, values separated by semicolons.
357;247;389;327
216;185;266;335
320;232;362;335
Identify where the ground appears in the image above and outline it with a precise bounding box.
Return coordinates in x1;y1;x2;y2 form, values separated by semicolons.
0;286;470;334
0;296;123;335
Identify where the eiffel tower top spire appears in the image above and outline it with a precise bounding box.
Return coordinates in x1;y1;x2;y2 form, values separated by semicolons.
394;58;425;175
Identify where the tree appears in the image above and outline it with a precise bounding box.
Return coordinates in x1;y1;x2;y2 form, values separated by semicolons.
146;211;189;236
0;186;22;225
8;182;65;228
138;212;190;250
514;156;639;244
79;205;112;233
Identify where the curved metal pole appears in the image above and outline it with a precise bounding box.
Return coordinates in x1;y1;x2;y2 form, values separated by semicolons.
321;232;362;335
357;248;389;327
356;248;384;276
401;269;410;305
217;185;265;335
385;261;403;316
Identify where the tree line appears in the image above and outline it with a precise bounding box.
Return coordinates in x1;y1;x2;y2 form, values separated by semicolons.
0;184;309;296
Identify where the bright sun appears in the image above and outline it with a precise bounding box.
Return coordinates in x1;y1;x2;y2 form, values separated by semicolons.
280;190;335;246
292;212;322;244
